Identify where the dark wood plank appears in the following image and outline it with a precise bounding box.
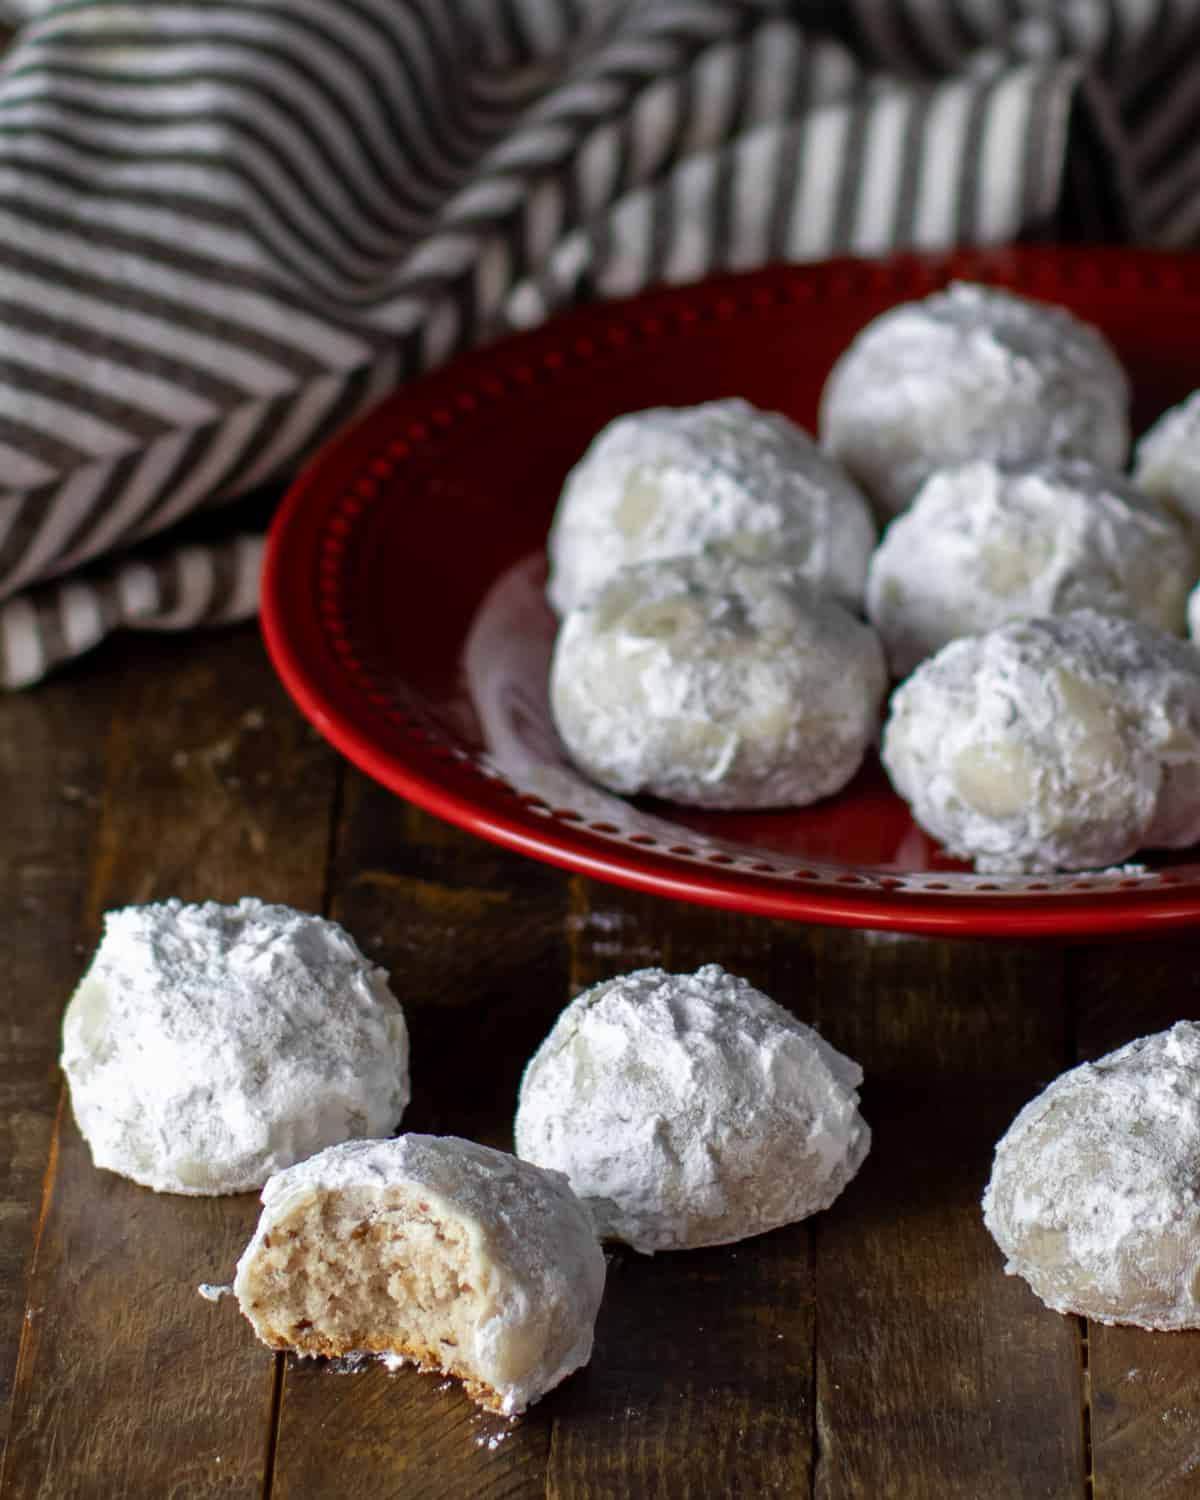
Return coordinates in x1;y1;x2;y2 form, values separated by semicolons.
0;669;112;1449
269;778;574;1500
1;627;339;1499
0;607;1168;1499
276;1361;552;1500
322;790;576;1156
809;931;1085;1500
545;881;815;1500
1070;936;1200;1500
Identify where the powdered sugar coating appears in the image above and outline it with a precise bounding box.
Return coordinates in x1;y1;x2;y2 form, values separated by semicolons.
881;611;1200;872
235;1134;605;1414
866;458;1194;678
550;553;887;810
983;1023;1200;1329
514;964;870;1254
61;898;410;1195
546;398;877;615
820;282;1131;517
1134;390;1200;531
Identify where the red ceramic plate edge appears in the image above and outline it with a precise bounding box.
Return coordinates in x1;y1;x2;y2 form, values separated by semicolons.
261;251;1200;941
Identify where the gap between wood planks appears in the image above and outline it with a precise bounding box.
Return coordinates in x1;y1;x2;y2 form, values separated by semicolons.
263;1353;286;1500
1078;1316;1094;1500
1064;950;1096;1500
808;1224;821;1497
262;758;346;1500
1;1092;66;1488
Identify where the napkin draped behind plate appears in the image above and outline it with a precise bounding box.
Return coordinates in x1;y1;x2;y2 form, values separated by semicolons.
0;0;1191;686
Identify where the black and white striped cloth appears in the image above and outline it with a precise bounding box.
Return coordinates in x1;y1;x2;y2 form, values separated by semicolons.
1;0;1198;686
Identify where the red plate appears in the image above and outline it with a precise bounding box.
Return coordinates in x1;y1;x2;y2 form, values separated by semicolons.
262;246;1200;938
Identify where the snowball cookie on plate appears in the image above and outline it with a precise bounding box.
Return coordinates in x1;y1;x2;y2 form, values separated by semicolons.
983;1023;1200;1329
819;282;1131;518
61;898;410;1195
545;397;877;615
866;458;1194;678
514;964;870;1254
234;1134;605;1414
881;610;1200;873
549;553;888;810
1135;390;1200;531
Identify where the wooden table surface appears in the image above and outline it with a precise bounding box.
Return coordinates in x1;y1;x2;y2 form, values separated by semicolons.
0;619;1198;1500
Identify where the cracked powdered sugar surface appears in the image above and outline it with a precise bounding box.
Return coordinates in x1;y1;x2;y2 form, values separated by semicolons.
820;281;1130;517
866;457;1193;678
550;552;887;810
545;397;876;615
61;897;410;1195
881;610;1200;872
1135;389;1200;533
514;964;870;1254
983;1022;1200;1329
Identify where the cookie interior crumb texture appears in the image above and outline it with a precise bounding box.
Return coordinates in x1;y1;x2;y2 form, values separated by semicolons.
983;1023;1200;1330
234;1135;606;1415
61;897;410;1195
515;963;870;1253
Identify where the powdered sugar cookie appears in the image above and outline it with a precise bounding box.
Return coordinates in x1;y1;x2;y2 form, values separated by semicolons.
514;964;870;1254
820;282;1130;517
550;552;887;810
983;1023;1200;1329
866;459;1193;678
61;898;410;1195
235;1134;605;1414
1134;390;1200;532
881;611;1200;873
546;398;876;615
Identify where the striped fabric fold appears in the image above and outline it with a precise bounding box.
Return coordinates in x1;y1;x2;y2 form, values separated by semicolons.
0;0;1198;687
0;531;263;687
